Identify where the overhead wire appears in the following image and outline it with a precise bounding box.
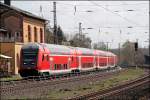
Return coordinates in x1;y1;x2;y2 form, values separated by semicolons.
56;2;148;7
88;1;145;27
49;1;148;34
56;1;148;30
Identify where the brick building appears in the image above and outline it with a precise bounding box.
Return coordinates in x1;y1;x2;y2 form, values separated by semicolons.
0;2;46;74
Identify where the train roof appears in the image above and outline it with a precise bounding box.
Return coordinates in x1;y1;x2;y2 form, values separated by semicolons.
103;51;116;57
42;43;75;55
22;43;116;56
95;50;106;56
75;47;95;56
96;50;116;57
22;43;39;50
108;52;117;56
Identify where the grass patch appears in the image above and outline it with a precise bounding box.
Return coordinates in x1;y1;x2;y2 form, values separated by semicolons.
0;75;22;81
47;68;145;99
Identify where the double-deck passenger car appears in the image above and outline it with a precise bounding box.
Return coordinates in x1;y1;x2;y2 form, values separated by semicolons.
19;43;118;77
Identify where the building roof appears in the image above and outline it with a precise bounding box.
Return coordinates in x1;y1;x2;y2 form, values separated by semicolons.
0;28;7;32
0;2;46;21
0;54;12;59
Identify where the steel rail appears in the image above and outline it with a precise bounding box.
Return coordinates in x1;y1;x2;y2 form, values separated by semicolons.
68;74;150;100
1;68;122;94
0;67;120;85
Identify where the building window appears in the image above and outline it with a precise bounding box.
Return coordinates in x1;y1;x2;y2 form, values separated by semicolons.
16;32;20;37
8;32;11;38
28;25;31;42
15;32;21;42
40;28;43;43
34;27;37;42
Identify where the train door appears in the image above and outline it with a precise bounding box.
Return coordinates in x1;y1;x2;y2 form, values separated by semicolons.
49;56;54;70
70;56;76;69
68;57;71;69
93;56;96;68
95;56;98;68
78;56;81;70
113;56;116;66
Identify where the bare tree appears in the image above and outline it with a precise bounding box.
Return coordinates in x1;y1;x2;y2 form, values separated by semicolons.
69;34;92;48
93;42;107;50
57;26;67;44
45;26;67;44
120;41;145;66
45;28;54;44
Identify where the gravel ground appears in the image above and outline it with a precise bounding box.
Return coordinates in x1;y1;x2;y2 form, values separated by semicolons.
1;67;147;99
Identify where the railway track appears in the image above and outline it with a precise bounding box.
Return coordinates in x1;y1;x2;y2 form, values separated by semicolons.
1;67;149;99
0;67;120;86
1;65;148;86
1;67;122;98
68;74;150;100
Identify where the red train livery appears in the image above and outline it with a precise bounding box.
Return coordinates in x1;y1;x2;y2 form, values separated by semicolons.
19;43;118;77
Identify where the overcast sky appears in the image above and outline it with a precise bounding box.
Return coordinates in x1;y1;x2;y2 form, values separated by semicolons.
6;1;149;48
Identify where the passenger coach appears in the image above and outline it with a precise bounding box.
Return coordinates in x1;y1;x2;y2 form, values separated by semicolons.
19;43;117;77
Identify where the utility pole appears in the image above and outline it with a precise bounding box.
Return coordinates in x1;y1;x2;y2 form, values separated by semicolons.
149;27;150;58
118;43;121;66
39;5;43;18
106;42;110;67
79;22;82;40
119;29;122;66
53;2;57;44
135;39;138;68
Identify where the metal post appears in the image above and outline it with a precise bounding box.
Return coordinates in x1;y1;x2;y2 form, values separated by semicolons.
79;22;82;40
119;29;122;66
106;42;109;67
135;39;138;68
53;2;57;44
149;26;150;58
114;55;115;66
119;43;121;65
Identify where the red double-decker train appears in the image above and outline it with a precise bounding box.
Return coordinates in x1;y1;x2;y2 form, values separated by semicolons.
19;43;118;77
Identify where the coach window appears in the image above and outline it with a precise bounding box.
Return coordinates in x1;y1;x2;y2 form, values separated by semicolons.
64;64;66;69
66;64;67;69
66;64;68;69
59;64;61;70
60;64;62;70
57;64;60;70
54;64;57;70
47;55;49;61
57;64;58;70
42;55;44;61
56;64;58;70
65;64;67;69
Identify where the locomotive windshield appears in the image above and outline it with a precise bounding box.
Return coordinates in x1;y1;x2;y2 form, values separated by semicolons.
22;50;38;67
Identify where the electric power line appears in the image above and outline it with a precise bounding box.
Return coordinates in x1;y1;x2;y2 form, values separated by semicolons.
57;2;148;7
89;1;146;27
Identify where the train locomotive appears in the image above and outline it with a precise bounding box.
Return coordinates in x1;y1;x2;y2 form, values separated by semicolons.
19;43;118;77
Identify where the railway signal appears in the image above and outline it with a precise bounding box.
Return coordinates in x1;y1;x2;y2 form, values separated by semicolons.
134;42;138;51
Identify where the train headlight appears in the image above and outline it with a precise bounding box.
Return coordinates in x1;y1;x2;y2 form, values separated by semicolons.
50;57;53;61
68;58;71;61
